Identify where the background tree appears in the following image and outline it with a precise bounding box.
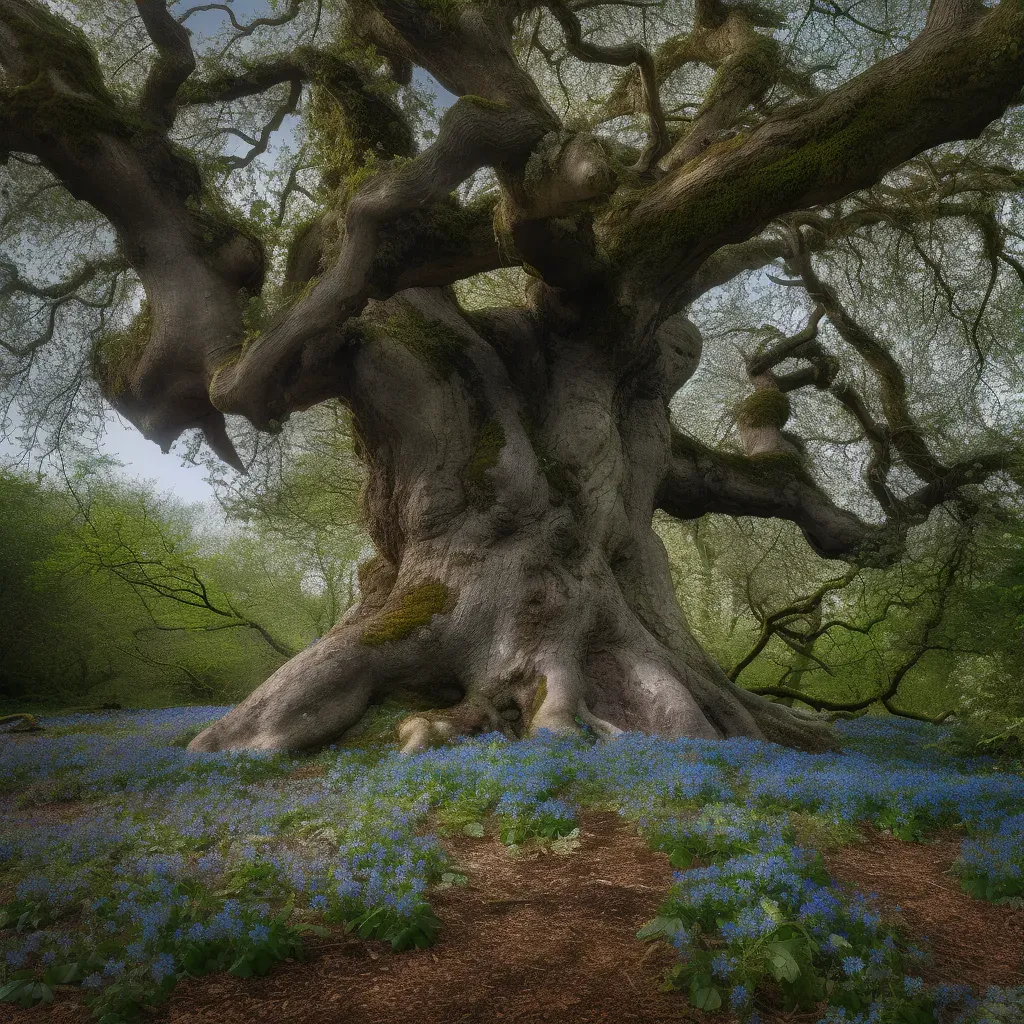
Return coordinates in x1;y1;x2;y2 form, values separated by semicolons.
2;0;1023;752
0;461;356;708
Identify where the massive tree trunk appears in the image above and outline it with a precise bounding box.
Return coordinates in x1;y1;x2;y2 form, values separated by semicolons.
6;0;1023;755
189;287;833;753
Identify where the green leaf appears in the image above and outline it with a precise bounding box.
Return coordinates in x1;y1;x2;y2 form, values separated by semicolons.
229;956;254;979
689;982;722;1011
43;963;81;985
669;848;693;869
298;924;331;938
462;821;485;838
0;980;31;1003
826;933;852;951
636;916;683;941
766;939;802;983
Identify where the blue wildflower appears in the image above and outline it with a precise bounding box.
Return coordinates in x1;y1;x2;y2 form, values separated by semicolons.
842;956;865;976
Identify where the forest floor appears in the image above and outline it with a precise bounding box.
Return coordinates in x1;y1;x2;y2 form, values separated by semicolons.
1;710;1023;1024
2;815;1022;1024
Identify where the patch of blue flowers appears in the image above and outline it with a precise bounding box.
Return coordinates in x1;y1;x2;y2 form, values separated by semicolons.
1;709;1021;1023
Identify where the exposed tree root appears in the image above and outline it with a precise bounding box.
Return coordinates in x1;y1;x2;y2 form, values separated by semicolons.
187;595;836;755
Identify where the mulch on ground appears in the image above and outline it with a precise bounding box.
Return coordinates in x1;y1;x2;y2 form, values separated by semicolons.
4;818;1023;1024
826;826;1024;990
157;811;690;1024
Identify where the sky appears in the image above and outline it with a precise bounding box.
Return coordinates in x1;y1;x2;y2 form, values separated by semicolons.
100;414;215;503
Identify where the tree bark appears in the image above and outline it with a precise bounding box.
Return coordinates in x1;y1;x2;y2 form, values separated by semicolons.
189;287;834;754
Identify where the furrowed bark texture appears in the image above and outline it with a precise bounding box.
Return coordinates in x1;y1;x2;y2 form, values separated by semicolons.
190;288;834;753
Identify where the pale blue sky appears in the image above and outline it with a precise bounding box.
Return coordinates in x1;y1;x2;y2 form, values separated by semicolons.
101;414;215;502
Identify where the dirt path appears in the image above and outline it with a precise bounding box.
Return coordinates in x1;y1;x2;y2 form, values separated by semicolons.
160;812;688;1024
825;827;1024;991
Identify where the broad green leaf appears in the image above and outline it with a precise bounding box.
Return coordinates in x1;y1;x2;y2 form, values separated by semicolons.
636;916;682;941
462;821;485;838
689;983;722;1011
669;848;693;869
766;939;802;983
0;980;31;1003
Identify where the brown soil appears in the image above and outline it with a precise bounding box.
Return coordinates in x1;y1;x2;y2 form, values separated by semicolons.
5;818;1023;1024
157;812;690;1024
826;826;1024;989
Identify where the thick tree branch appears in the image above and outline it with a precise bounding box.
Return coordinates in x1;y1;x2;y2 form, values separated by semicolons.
659;430;876;559
659;427;1020;565
135;0;196;129
615;2;1024;311
209;99;552;428
545;0;669;171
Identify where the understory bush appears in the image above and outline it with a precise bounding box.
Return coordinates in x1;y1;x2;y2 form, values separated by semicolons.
1;710;1022;1022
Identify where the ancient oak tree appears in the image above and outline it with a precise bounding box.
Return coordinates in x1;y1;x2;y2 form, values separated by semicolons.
2;0;1023;751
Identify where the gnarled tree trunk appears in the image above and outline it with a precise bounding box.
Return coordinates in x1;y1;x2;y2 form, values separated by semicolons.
189;287;833;753
6;0;1021;757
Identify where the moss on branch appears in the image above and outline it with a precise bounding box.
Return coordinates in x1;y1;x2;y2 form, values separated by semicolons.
739;389;791;429
671;429;814;487
612;20;1024;277
90;304;152;399
384;305;468;378
461;95;510;113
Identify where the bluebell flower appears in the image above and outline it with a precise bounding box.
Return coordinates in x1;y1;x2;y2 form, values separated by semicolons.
841;956;865;976
710;953;735;979
729;984;750;1010
150;952;176;983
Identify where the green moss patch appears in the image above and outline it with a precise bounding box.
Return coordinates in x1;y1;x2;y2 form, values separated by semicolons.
386;305;468;378
529;675;548;726
360;581;452;646
461;420;506;508
90;304;152;399
739;389;791;429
